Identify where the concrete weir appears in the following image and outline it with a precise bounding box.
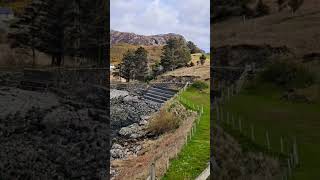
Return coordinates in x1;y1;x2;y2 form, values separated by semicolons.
144;86;178;104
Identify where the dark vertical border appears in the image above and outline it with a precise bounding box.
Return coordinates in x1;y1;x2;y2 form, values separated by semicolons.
210;0;214;179
104;0;110;179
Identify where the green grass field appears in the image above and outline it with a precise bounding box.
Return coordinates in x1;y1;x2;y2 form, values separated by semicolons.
163;85;210;179
223;83;320;180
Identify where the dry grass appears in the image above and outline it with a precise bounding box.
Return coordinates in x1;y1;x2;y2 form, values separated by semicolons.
160;59;210;81
212;1;320;56
110;43;163;65
148;109;180;135
111;100;197;180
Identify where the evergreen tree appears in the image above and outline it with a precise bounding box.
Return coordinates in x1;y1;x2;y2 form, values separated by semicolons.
119;50;136;82
134;47;148;81
8;0;47;65
160;38;191;71
187;41;202;54
200;54;206;65
9;0;107;67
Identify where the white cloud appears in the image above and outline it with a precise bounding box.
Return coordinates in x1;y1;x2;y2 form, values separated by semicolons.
111;0;210;52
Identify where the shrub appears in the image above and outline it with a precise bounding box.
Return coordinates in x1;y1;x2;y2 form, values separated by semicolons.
191;80;209;90
260;61;315;89
148;109;180;135
190;62;195;66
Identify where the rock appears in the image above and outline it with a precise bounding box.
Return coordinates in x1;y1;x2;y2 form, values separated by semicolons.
110;149;124;159
110;89;129;99
118;123;145;139
139;120;148;126
112;143;123;150
140;115;150;121
123;95;139;103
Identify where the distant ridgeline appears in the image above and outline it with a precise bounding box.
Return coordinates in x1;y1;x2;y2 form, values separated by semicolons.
110;30;204;64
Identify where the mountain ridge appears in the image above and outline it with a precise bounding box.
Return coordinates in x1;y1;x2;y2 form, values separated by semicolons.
110;29;187;46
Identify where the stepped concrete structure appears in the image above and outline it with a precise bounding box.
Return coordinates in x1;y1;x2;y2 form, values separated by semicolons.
144;86;178;104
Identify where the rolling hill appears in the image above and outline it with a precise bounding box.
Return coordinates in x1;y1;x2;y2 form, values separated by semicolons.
110;30;203;65
110;43;163;65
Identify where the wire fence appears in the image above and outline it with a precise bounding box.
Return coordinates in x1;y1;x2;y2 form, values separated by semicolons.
145;82;207;180
213;64;300;180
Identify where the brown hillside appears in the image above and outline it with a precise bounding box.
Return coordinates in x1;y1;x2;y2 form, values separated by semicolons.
110;43;163;65
212;0;320;57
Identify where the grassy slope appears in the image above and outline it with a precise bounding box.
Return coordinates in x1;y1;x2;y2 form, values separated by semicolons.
223;83;320;180
163;86;210;179
212;1;320;56
110;43;163;65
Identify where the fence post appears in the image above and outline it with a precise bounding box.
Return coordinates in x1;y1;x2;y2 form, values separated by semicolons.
280;137;284;153
185;134;188;145
239;117;242;133
191;126;194;137
227;112;230;125
266;131;270;150
166;152;169;170
231;84;234;96
150;162;156;180
287;158;291;177
232;114;235;129
251;124;255;141
293;137;299;166
221;107;224;124
216;104;220;123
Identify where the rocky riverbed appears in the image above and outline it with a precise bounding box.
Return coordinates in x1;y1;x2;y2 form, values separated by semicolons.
110;87;162;157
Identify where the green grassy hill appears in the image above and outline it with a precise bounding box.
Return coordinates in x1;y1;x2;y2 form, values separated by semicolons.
223;81;320;180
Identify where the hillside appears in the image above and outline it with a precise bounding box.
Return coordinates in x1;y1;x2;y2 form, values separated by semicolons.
212;0;320;58
110;43;163;65
158;54;210;81
110;30;204;65
111;30;186;46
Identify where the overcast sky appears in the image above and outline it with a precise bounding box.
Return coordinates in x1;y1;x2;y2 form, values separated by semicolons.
111;0;210;52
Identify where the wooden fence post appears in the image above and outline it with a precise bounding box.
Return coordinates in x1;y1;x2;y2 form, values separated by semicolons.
201;105;204;114
280;137;284;153
232;114;235;129
266;131;270;150
220;107;223;124
185;134;188;145
293;137;299;166
251;124;255;141
150;162;156;180
239;117;242;132
227;112;230;125
216;104;220;123
287;158;291;177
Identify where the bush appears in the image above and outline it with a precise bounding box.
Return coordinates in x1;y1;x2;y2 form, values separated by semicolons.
260;61;315;89
190;62;195;66
191;80;209;90
148;109;180;135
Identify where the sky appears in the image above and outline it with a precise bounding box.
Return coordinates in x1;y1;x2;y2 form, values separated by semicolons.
111;0;210;52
